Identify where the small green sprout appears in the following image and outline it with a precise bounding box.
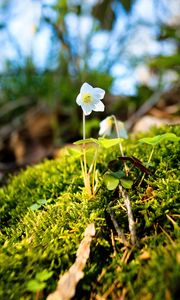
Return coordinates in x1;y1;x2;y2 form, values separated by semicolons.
72;137;126;196
138;133;180;186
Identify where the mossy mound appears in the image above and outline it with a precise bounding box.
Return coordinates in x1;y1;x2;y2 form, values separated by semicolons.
0;125;180;300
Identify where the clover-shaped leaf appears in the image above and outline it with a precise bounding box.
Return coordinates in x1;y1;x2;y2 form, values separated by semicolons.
74;138;97;145
98;138;123;148
74;137;123;149
139;133;180;146
120;178;133;189
104;172;119;190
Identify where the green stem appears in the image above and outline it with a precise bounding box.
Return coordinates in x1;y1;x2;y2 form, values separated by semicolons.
112;115;124;156
138;146;155;187
80;157;85;178
91;146;98;195
112;115;128;175
82;112;91;195
83;112;86;140
82;113;87;174
148;146;155;164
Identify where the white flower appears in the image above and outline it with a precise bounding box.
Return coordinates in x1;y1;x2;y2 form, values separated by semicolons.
99;116;113;136
76;82;105;116
99;116;128;139
117;121;128;139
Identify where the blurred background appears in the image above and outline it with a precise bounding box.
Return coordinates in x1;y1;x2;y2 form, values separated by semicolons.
0;0;179;181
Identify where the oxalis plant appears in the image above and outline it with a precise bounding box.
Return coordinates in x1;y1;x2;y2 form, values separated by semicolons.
68;82;180;246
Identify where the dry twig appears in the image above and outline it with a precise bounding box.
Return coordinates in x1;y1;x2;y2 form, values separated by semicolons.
47;223;95;300
119;186;137;246
107;208;128;247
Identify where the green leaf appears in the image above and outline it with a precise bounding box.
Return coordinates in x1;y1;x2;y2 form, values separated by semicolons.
112;170;125;179
74;138;124;149
139;133;180;146
66;147;82;158
36;270;53;282
30;204;41;211
74;138;97;145
120;178;133;189
26;279;46;292
98;138;123;148
104;172;119;190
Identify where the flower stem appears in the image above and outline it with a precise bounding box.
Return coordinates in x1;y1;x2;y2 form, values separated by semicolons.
112;115;124;156
83;112;86;140
91;146;98;195
148;146;155;163
82;113;87;175
112;115;128;175
82;112;91;196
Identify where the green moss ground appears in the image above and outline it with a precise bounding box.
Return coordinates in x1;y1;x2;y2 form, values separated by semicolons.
0;125;180;300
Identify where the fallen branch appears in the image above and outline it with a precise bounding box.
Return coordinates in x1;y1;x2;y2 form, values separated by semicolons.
47;223;95;300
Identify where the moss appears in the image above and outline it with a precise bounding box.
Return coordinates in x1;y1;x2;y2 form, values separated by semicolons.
0;125;179;300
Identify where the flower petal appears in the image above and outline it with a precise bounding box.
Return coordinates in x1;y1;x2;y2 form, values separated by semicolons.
99;119;107;134
94;88;105;99
99;123;109;135
100;126;111;136
93;101;105;112
80;82;93;95
76;93;82;105
117;121;128;139
99;117;112;136
81;103;93;116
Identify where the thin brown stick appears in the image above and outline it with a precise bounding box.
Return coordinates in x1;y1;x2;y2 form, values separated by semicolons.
107;208;128;247
110;230;117;257
119;185;137;246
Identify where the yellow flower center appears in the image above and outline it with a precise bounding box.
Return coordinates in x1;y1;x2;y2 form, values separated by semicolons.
82;93;92;103
107;117;113;126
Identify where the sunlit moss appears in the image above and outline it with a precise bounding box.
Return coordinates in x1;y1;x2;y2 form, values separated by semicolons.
0;125;179;300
